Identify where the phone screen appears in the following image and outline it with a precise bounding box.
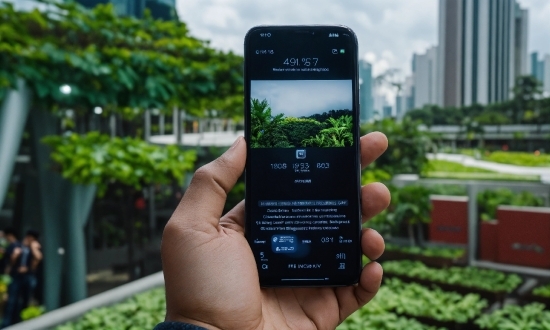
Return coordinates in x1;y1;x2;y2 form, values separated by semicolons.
244;26;361;286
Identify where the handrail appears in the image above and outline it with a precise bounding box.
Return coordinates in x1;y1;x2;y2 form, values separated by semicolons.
4;272;165;330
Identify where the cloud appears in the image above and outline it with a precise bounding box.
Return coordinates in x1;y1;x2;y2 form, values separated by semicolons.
176;0;438;77
251;80;352;118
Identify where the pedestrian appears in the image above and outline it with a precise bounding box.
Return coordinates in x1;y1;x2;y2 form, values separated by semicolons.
0;228;21;328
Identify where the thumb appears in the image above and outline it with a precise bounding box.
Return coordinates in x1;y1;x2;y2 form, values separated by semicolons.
170;136;246;231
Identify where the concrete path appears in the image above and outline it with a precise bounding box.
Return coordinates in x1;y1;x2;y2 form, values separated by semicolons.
428;153;550;183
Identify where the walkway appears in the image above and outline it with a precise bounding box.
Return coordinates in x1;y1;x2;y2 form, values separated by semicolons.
149;131;244;147
429;153;550;183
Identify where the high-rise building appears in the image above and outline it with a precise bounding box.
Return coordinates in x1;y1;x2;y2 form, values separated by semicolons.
359;60;374;123
413;46;438;108
531;52;550;96
544;55;550;96
531;52;545;83
438;0;529;107
396;76;414;119
77;0;177;20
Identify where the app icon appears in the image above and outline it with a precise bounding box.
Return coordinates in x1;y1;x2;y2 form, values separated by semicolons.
331;49;338;54
296;149;306;159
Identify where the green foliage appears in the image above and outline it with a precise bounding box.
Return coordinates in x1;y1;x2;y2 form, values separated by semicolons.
280;117;323;147
423;159;540;181
362;117;434;177
381;278;487;323
533;283;550;298
383;260;522;293
302;115;353;147
21;305;45;321
56;287;166;330
385;243;465;259
249;98;291;147
42;132;196;195
406;76;550;126
388;185;432;225
476;303;550;330
0;0;243;116
477;189;544;221
485;151;550;167
250;98;353;148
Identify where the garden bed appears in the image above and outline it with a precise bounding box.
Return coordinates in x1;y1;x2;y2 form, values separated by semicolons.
380;244;467;267
382;261;521;305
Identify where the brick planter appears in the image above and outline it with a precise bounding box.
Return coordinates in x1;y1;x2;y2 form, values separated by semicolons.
429;195;469;244
479;220;499;262
496;205;550;268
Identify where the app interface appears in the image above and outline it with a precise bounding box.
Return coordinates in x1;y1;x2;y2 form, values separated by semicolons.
245;27;361;286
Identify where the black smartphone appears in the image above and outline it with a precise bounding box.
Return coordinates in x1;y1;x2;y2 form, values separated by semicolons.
244;25;361;287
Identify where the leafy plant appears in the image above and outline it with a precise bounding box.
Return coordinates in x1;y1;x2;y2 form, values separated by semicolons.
382;278;488;323
478;189;544;221
386;185;432;245
383;260;522;293
385;243;465;259
302;115;353;147
250;98;291;148
476;303;550;330
532;283;550;298
56;287;166;330
42;132;196;195
0;0;243;116
21;306;45;321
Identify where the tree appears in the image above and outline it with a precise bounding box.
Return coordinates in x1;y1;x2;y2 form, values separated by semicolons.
361;117;435;178
512;75;543;123
249;98;290;148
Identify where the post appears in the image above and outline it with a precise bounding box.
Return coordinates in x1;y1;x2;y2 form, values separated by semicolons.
467;184;478;266
173;107;182;145
144;109;151;142
0;79;31;210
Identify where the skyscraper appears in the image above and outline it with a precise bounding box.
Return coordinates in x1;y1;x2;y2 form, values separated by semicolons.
438;0;529;107
413;46;438;108
77;0;177;20
359;60;374;123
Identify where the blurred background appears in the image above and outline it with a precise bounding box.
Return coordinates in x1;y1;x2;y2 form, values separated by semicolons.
0;0;549;329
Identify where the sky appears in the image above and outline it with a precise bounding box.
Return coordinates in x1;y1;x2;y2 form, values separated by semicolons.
251;80;352;118
176;0;550;78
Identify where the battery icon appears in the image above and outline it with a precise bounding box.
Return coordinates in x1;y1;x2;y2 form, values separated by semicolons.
340;49;345;54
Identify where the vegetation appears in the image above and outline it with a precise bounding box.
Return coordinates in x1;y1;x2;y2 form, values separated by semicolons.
485;151;550;167
385;243;465;259
476;303;550;330
0;0;243;116
42;132;196;196
361;117;435;179
423;159;540;181
250;98;353;148
383;260;522;293
56;288;165;330
533;283;550;298
380;278;487;323
477;189;544;221
406;76;550;127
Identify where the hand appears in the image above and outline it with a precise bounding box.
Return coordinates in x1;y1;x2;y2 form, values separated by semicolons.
161;133;390;330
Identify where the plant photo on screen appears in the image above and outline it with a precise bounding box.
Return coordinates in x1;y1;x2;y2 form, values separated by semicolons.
250;80;353;148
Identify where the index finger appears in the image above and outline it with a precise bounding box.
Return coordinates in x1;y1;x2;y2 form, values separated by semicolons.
360;132;388;170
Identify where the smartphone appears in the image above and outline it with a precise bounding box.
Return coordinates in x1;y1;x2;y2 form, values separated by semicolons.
244;25;361;287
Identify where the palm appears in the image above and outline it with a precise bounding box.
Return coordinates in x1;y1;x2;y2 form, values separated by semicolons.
161;133;389;330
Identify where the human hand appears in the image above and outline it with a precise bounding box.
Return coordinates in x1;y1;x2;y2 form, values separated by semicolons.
161;132;390;330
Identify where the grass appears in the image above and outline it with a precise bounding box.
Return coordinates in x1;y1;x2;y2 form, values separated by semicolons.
422;160;540;181
456;149;550;167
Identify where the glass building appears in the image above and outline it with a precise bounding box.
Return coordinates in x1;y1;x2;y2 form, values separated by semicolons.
77;0;177;20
